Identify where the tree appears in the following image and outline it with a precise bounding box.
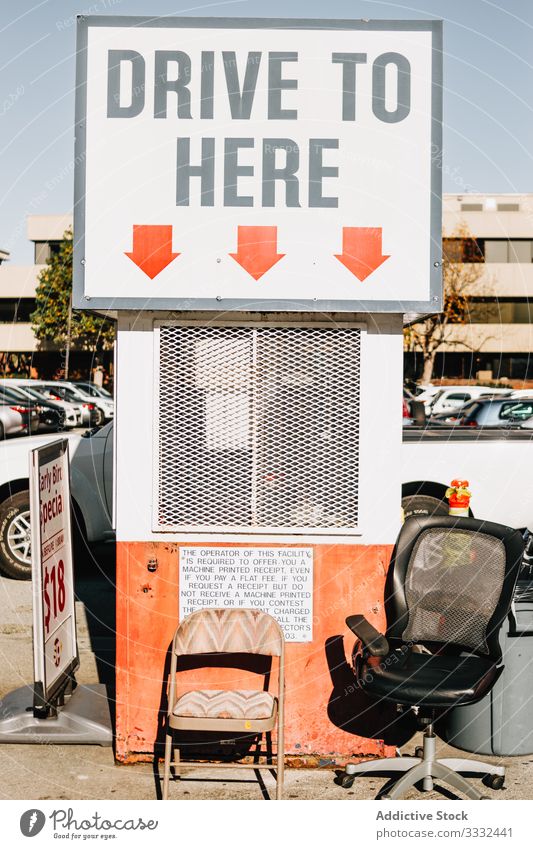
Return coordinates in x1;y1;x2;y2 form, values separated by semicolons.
404;226;492;383
31;230;115;377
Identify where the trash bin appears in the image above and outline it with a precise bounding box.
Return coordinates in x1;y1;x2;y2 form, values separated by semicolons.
438;582;533;756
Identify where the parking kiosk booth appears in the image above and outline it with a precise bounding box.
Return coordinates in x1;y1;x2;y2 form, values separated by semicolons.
74;15;442;763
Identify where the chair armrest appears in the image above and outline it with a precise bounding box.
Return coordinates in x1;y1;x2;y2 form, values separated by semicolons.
346;614;389;657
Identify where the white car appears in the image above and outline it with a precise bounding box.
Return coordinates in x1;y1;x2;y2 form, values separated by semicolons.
0;380;81;428
0;404;24;439
0;423;114;579
33;381;104;426
427;385;511;416
40;380;113;424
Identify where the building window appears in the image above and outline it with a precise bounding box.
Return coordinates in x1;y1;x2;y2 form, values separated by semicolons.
34;241;61;264
484;240;533;263
443;238;484;263
465;298;533;324
460;203;483;212
497;203;520;212
444;238;533;263
0;299;37;323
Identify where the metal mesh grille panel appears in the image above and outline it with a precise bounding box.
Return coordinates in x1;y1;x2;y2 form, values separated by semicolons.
156;324;360;531
402;528;506;653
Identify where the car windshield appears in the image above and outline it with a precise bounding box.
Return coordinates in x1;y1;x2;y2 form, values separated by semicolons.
21;387;52;403
499;401;533;421
72;382;92;394
0;385;31;402
430;390;445;406
77;383;112;399
42;384;85;402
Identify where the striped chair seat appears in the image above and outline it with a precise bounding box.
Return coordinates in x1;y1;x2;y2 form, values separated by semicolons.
173;689;275;721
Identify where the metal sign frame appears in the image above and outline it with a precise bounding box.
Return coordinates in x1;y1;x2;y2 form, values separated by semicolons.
30;440;79;714
73;16;443;313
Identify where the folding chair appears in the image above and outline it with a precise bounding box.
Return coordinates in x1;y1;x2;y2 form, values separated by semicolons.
162;607;285;799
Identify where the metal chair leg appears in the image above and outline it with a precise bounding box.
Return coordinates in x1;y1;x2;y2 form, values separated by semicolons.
382;762;430;799
173;745;181;781
276;728;284;800
346;757;420;775
162;728;173;800
438;758;504;777
431;761;485;800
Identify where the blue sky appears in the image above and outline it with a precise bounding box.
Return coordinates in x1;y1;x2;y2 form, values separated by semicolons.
1;0;532;263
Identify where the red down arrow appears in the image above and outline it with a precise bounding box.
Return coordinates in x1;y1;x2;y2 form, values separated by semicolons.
334;227;390;281
229;226;285;280
125;224;179;279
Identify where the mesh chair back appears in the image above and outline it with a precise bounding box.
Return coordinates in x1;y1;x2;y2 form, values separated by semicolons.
402;527;507;654
174;608;283;656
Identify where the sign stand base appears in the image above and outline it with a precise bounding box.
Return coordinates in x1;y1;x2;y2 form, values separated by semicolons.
0;684;112;745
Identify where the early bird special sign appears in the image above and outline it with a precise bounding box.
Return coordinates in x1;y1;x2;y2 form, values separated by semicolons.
74;17;442;312
30;440;79;710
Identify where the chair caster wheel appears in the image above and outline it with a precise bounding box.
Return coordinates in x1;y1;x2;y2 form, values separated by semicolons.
415;747;423;759
483;774;505;791
339;773;355;789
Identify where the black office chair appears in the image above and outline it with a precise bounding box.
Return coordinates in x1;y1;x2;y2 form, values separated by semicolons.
340;515;524;800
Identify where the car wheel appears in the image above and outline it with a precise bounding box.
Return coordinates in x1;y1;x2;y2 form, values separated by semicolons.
94;407;105;427
402;494;449;521
0;422;4;440
0;491;32;580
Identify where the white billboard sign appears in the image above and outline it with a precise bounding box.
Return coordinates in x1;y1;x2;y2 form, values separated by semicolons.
179;547;313;642
74;17;442;312
30;440;79;710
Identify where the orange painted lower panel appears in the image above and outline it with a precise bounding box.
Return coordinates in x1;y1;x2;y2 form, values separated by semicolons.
115;541;398;763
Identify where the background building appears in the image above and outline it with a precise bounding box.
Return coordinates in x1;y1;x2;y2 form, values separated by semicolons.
0;214;113;378
405;193;533;385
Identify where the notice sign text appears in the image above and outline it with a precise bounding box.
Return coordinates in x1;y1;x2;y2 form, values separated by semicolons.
179;547;313;642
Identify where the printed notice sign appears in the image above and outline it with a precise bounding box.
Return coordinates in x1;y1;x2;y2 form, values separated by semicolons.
179;547;313;642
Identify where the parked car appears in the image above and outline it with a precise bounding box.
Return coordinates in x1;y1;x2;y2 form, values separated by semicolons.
60;380;115;422
414;384;444;414
1;383;72;430
72;381;113;403
0;386;40;434
0;404;24;440
0;384;66;433
430;396;533;428
510;389;533;400
35;382;102;426
5;379;83;426
0;422;114;579
427;385;511;416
